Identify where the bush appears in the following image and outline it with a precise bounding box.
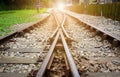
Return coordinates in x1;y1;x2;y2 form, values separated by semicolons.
67;3;120;21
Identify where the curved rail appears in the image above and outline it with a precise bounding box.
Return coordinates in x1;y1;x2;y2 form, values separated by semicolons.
53;11;71;39
60;30;80;77
36;30;60;77
36;10;80;77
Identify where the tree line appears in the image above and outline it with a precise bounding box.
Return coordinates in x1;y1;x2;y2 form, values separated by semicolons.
0;0;79;10
67;2;120;21
0;0;51;10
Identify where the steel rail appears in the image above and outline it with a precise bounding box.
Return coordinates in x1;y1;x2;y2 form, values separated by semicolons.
54;11;80;77
36;30;60;77
52;12;61;28
49;13;60;39
60;30;80;77
61;14;71;39
49;24;59;39
36;10;80;77
66;12;120;42
54;12;70;39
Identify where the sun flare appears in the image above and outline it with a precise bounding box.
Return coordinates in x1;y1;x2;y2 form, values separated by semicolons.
57;3;65;10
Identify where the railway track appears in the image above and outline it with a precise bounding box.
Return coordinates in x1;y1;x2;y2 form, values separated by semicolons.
0;14;56;77
0;9;120;77
35;10;80;77
0;10;80;77
64;11;120;77
65;11;120;46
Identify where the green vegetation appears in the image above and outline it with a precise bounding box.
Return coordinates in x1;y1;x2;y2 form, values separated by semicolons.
67;3;120;21
0;0;51;10
0;8;47;36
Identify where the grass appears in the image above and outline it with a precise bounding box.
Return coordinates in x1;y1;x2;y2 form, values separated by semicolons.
0;8;47;36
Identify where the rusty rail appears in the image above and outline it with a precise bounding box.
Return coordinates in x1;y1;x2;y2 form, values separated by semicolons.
36;30;60;77
60;30;80;77
36;10;80;77
53;12;71;39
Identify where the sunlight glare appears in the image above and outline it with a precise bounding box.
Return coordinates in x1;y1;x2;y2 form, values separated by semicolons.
57;3;64;10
